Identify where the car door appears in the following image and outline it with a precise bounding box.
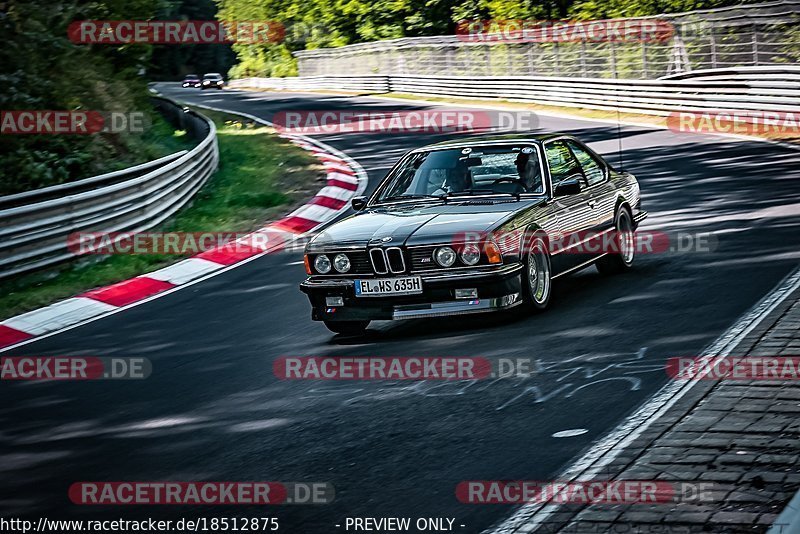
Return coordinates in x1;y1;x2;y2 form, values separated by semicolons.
565;139;616;236
544;139;596;272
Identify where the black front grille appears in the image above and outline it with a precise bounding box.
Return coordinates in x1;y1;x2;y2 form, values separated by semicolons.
410;247;437;270
348;251;372;274
386;248;405;273
369;248;388;274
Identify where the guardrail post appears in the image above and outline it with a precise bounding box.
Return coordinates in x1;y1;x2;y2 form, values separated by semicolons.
581;41;588;77
610;42;618;78
527;46;535;75
752;23;760;65
553;42;560;76
642;41;648;79
709;23;718;69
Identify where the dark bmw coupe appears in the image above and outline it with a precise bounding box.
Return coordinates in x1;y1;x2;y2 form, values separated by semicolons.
300;134;647;335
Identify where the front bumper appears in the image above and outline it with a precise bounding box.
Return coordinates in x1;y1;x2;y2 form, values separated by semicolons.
300;264;524;321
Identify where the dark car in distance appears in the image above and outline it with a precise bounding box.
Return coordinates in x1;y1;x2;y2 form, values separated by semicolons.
201;73;224;90
300;134;647;335
181;74;200;88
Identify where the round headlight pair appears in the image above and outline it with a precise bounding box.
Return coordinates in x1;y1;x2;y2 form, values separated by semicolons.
434;245;481;267
434;247;457;267
314;254;350;274
461;244;481;266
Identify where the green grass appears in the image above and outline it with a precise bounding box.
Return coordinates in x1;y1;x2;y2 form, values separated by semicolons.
0;110;322;320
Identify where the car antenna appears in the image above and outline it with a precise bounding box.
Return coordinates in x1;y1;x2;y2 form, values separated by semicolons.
614;79;624;172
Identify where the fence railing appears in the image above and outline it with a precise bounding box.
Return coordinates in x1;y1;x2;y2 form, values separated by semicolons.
0;97;219;279
228;66;800;116
292;0;800;79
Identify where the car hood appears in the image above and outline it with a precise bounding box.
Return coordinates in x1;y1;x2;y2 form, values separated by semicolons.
307;198;545;250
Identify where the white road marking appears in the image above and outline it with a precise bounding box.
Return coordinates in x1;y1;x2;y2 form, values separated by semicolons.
146;258;223;285
3;298;117;336
551;429;589;438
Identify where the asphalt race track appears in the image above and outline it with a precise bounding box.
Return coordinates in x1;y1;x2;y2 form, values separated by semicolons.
2;84;799;532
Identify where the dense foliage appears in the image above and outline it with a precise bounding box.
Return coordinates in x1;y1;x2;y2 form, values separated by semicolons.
0;0;231;195
215;0;765;77
1;0;157;194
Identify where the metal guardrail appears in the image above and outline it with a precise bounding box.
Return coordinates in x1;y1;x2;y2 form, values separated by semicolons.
233;75;391;93
293;0;800;79
0;97;219;279
228;66;800;116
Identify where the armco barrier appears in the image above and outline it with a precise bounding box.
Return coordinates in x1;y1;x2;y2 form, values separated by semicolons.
228;66;800;117
0;97;218;279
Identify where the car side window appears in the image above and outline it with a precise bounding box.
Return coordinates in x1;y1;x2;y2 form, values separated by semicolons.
567;141;606;187
545;141;583;187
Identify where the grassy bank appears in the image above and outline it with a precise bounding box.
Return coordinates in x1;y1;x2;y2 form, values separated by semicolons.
0;109;322;320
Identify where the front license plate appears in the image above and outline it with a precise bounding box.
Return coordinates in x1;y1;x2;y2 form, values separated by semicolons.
354;276;423;297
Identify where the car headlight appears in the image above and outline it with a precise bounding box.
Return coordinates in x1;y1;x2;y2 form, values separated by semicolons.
434;246;457;267
461;244;481;266
333;253;350;273
314;254;332;274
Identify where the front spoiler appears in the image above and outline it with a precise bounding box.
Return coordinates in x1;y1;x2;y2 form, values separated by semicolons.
300;264;524;322
391;293;521;319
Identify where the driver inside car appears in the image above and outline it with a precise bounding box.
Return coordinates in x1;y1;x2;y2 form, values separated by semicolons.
429;157;474;195
515;152;543;193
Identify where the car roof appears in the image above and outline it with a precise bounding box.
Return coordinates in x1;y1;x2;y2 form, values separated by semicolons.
203;73;222;77
418;132;568;151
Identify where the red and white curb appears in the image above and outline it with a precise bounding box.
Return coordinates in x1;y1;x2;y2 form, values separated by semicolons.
0;104;367;351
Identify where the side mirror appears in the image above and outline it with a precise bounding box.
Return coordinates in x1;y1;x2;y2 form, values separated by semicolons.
554;177;582;197
351;196;368;211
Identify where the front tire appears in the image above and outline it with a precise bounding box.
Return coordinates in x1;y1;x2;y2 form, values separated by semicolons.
323;320;369;336
596;207;635;275
522;236;552;312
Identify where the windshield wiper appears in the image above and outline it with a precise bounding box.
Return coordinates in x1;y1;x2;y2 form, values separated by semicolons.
446;189;515;197
380;194;445;202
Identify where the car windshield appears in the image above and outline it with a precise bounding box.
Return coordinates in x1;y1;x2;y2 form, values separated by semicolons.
376;145;543;202
203;73;222;79
185;75;199;80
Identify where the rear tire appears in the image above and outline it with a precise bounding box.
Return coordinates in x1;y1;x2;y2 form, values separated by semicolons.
323;320;369;336
596;207;635;275
521;235;552;312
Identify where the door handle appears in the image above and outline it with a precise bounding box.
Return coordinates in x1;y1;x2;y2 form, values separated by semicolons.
588;199;596;208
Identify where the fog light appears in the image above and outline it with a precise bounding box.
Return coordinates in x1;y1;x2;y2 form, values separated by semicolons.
326;296;344;306
455;288;478;299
